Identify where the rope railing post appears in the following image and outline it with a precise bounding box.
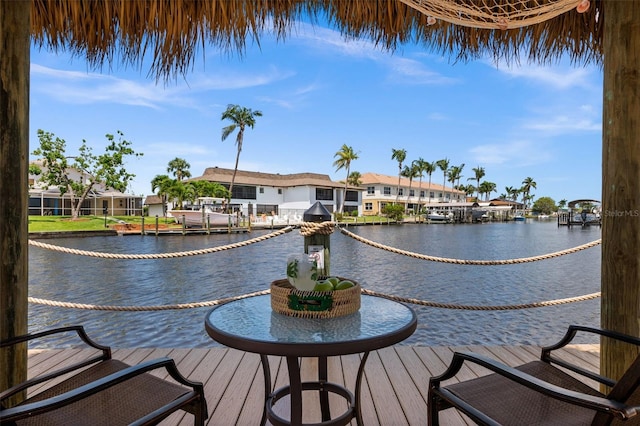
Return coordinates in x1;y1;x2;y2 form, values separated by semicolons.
301;202;334;276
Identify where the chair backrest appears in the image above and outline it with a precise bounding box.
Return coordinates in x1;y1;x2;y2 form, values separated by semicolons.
593;353;640;425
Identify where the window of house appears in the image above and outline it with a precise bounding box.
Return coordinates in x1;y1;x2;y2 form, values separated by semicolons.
278;188;282;195
409;189;415;197
383;187;391;195
259;187;264;194
429;191;434;199
316;188;333;200
231;185;257;200
365;202;373;211
367;186;375;195
399;188;404;196
345;190;358;202
420;190;425;197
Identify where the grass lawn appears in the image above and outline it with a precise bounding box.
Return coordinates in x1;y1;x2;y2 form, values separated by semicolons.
28;216;155;233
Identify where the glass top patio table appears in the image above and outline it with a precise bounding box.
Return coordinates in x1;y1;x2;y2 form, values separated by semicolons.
204;294;417;357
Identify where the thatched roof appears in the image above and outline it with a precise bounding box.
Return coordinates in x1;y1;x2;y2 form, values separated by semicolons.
31;0;603;81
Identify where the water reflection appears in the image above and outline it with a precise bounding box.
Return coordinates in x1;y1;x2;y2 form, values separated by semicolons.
28;221;601;348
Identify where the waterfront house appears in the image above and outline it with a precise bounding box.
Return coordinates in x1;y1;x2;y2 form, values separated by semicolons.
173;166;363;220
359;172;465;216
28;162;143;216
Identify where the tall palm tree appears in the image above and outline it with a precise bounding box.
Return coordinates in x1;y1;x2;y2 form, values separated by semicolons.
413;158;427;211
521;177;537;209
151;174;173;217
333;144;359;213
468;166;485;201
436;158;449;202
424;161;436;205
221;104;263;210
167;157;191;182
401;163;421;213
391;148;407;202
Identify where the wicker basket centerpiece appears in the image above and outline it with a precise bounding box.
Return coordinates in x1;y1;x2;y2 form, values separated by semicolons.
270;277;361;319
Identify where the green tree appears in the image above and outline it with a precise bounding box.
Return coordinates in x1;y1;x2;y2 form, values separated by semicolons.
333;144;359;213
401;162;421;213
558;199;568;209
436;158;450;201
413;158;427;211
391;148;407;202
347;171;362;186
167;157;191;182
424;161;437;204
448;163;465;190
188;180;230;202
521;177;537;209
532;196;557;214
221;104;263;209
151;174;174;217
479;181;497;201
32;129;141;219
381;203;404;222
468;166;485;201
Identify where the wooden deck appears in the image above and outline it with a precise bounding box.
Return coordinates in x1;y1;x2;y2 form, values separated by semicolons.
25;344;601;425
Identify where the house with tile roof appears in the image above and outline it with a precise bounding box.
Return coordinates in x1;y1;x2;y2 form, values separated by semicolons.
359;172;466;216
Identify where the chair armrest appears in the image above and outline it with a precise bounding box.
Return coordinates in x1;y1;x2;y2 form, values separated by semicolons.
1;357;204;423
429;351;640;421
541;325;640;387
0;326;112;402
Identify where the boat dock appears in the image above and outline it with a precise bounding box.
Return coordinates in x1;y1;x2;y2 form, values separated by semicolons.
25;343;600;425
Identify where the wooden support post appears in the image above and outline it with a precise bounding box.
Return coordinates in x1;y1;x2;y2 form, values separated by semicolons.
0;0;30;404
601;0;640;383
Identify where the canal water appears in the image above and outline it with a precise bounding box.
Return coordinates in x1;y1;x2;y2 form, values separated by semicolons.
28;220;602;348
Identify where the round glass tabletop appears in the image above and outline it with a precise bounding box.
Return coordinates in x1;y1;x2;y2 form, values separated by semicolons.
205;294;417;357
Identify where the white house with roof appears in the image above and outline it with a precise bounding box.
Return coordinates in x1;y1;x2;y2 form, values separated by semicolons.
359;172;466;216
144;166;363;221
28;161;143;216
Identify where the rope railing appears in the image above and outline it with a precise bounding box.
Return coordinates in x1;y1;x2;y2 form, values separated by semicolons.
27;221;603;311
28;287;601;312
339;227;601;265
28;226;294;259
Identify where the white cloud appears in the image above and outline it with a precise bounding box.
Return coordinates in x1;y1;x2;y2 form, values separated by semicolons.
491;61;595;90
469;140;553;166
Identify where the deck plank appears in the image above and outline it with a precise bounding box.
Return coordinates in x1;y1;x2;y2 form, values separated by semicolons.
23;344;601;425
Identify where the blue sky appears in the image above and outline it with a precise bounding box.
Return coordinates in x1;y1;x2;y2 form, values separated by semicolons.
29;19;603;203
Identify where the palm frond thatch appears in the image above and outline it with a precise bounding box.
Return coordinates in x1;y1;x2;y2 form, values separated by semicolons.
31;0;604;81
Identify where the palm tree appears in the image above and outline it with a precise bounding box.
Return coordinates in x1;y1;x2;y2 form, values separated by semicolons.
333;144;359;213
401;163;421;213
413;158;427;211
468;166;485;201
167;157;191;182
436;158;449;202
447;164;464;200
479;181;497;201
521;177;537;209
347;171;362;186
151;174;173;217
424;161;436;204
558;199;568;209
391;148;407;202
221;104;263;210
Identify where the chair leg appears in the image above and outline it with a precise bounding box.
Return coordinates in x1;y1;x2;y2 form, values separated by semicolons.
428;386;440;426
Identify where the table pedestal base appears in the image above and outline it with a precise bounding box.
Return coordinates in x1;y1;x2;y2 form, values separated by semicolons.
260;353;369;426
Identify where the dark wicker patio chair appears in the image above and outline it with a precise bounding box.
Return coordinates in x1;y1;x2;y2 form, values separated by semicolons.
428;325;640;426
0;326;208;425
